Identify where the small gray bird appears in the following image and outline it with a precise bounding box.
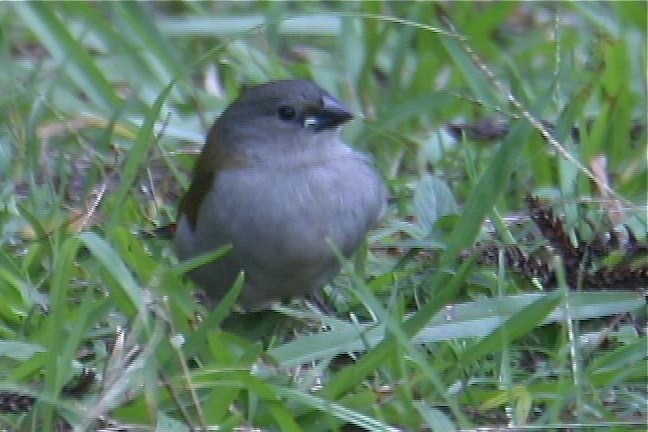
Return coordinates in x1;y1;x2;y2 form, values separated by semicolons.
174;79;386;310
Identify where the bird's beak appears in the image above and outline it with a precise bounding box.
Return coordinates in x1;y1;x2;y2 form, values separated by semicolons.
305;94;354;131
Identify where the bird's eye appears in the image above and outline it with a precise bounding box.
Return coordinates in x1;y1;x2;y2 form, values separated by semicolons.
277;105;296;121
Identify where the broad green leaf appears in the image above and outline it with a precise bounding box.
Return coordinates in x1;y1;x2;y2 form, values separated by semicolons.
459;292;562;364
78;231;145;318
271;292;643;367
413;174;459;236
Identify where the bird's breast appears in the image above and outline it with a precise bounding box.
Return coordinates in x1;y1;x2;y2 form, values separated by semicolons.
204;154;383;261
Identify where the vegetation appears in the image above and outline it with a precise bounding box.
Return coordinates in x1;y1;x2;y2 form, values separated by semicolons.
0;2;645;431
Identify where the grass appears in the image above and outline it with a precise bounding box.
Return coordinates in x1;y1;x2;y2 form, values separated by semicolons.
0;1;646;431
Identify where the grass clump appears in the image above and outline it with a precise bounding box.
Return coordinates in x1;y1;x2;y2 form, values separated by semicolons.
0;2;645;431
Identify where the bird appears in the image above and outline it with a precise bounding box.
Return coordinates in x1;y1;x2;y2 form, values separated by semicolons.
173;79;386;310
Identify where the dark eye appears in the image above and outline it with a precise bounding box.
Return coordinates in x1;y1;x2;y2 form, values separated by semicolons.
277;105;296;121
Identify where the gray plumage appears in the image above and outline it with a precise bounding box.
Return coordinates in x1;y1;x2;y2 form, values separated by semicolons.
174;80;386;310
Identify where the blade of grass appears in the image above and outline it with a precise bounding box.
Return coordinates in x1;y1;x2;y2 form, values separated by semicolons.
273;386;399;432
459;292;562;365
271;291;643;366
13;2;120;111
39;235;82;431
106;81;175;229
78;231;146;319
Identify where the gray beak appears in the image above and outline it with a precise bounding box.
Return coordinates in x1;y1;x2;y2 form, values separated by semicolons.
306;94;354;131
